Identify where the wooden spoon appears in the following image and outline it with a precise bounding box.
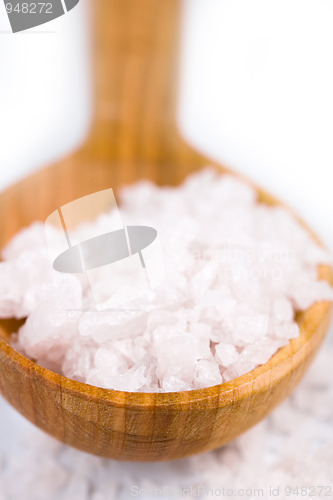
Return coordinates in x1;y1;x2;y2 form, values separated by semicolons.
0;0;332;462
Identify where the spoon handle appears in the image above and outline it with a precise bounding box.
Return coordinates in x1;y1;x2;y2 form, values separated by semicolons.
84;0;207;185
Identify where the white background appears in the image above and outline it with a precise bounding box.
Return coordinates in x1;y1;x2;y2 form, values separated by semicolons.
178;0;333;251
0;0;333;453
0;0;92;189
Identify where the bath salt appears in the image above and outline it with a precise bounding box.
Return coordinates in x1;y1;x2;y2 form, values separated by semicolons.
0;168;333;392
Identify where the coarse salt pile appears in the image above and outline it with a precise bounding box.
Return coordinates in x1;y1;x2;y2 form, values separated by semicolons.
0;168;332;392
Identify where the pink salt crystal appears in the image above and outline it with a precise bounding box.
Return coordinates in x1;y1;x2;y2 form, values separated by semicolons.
219;177;257;206
198;290;236;324
198;294;236;333
111;338;148;367
87;360;147;391
215;343;239;367
188;322;212;339
290;279;333;310
233;313;269;344
303;241;333;264
151;324;183;344
0;249;56;318
154;334;211;386
0;262;24;318
119;179;157;211
79;309;147;344
146;309;179;332
94;347;129;376
161;375;193;392
16;305;78;367
191;260;220;296
138;353;159;391
40;273;83;310
274;322;300;340
240;338;287;366
177;305;201;324
1;222;47;260
62;344;95;382
223;337;288;381
182;167;217;195
16;275;82;364
272;297;294;323
193;359;222;388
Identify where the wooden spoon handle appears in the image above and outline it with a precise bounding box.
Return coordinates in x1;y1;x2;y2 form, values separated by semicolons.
85;0;205;185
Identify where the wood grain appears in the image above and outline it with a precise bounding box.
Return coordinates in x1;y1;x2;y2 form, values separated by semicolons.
0;0;332;461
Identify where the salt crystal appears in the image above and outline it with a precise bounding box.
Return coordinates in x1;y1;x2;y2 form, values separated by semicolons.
154;334;211;386
86;367;142;392
161;376;193;392
0;249;57;318
79;309;147;344
233;313;269;344
290;279;333;310
15;275;82;365
188;322;212;339
274;322;300;340
272;297;294;324
1;222;47;260
215;343;239;367
62;344;95;382
90;347;128;377
147;309;178;331
193;359;223;388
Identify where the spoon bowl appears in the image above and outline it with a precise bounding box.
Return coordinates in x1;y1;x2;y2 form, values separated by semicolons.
0;0;332;461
